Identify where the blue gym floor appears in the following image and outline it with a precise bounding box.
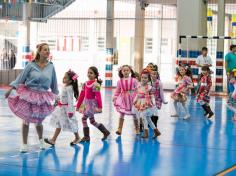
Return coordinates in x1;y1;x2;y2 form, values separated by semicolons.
0;88;236;176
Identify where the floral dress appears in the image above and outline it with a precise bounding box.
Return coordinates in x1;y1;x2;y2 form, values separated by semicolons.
197;75;212;104
50;85;78;132
171;75;192;102
133;84;155;118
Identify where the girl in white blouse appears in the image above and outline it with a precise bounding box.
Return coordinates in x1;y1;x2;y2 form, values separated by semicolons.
45;69;81;146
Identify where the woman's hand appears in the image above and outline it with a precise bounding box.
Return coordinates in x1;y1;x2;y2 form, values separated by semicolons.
5;87;13;99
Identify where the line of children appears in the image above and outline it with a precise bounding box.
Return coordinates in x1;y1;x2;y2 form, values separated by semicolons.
5;43;218;152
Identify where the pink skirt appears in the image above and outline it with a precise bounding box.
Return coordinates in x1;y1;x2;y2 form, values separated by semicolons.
8;84;57;123
78;99;101;117
114;92;136;115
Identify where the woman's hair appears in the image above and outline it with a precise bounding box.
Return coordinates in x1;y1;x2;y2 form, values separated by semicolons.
118;65;136;78
89;66;102;85
34;43;49;62
141;68;152;84
66;70;79;99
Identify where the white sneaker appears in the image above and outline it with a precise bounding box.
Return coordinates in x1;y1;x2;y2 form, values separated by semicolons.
183;115;190;120
20;144;28;153
39;139;46;150
171;114;179;117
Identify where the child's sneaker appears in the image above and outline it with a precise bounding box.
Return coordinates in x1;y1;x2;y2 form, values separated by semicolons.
183;115;190;120
20;144;28;153
171;114;179;117
39;139;46;150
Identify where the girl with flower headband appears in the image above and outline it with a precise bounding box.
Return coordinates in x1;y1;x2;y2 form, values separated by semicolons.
44;69;81;146
113;65;140;135
4;43;59;152
149;64;167;127
133;68;161;139
76;66;110;142
171;64;193;119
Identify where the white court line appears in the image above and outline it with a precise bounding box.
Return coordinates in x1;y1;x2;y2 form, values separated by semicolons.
0;148;53;160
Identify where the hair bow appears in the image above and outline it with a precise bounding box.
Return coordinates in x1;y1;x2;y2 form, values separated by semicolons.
72;74;78;81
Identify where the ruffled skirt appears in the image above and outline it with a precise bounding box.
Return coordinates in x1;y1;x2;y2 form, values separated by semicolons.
8;84;57;123
78;98;101;117
114;92;136;115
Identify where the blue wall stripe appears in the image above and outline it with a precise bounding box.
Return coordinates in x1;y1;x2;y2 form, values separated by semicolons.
22;46;30;53
191;68;199;75
105;65;112;71
232;22;236;27
177;50;201;58
106;48;113;55
216;69;223;76
207;17;212;21
215;86;223;92
216;51;224;59
105;80;112;87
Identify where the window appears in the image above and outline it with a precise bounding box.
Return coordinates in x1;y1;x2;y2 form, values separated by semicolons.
97;37;105;51
145;38;153;53
81;36;89;51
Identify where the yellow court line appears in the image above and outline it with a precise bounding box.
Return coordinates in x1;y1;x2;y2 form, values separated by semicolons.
216;165;236;176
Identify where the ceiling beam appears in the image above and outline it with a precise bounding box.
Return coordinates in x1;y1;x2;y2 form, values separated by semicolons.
145;0;176;5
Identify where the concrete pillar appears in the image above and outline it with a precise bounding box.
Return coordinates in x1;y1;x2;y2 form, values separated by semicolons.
105;0;114;87
215;0;225;92
177;0;207;84
15;3;31;69
133;1;145;73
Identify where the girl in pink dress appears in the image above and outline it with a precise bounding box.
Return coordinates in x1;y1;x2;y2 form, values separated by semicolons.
171;65;193;120
133;68;161;139
76;66;110;142
113;65;139;135
196;66;214;118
